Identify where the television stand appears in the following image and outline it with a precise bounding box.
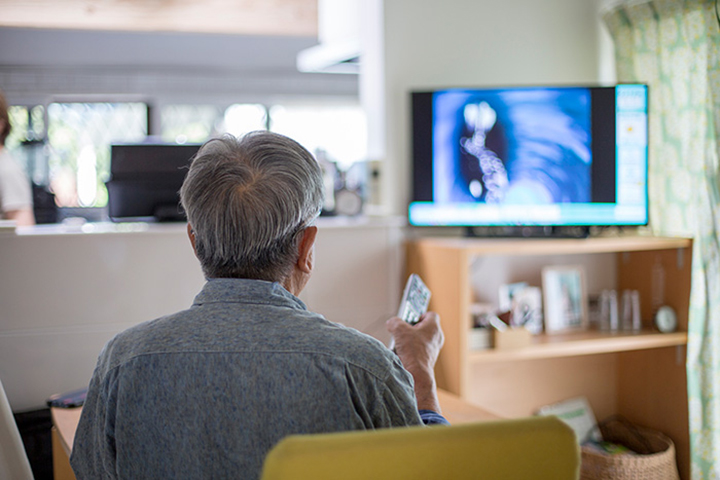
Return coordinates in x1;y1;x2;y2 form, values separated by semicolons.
463;225;591;239
405;235;691;478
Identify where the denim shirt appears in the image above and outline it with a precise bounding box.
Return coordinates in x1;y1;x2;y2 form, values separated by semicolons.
70;278;428;479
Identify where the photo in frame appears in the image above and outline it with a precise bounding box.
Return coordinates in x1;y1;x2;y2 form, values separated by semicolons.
542;265;588;333
498;281;529;312
512;286;543;335
498;282;543;334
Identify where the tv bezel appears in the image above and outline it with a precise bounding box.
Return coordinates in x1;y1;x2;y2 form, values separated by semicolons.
408;83;649;232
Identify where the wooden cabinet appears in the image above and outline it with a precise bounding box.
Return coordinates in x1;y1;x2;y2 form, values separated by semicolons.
406;236;692;479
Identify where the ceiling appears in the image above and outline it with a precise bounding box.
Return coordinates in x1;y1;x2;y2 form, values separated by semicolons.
0;0;321;73
0;0;318;37
0;27;320;73
0;0;360;104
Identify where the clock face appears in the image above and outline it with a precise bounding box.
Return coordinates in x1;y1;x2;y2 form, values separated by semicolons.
334;189;363;216
655;305;678;333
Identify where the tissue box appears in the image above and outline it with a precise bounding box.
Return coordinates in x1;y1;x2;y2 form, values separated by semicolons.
469;328;492;350
492;328;533;349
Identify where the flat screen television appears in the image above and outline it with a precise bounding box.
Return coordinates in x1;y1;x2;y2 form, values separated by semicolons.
409;84;649;235
106;143;201;221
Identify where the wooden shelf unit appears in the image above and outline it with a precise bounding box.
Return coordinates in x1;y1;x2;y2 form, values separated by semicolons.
406;235;692;479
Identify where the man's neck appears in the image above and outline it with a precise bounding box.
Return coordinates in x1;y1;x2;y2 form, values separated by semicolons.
281;267;309;297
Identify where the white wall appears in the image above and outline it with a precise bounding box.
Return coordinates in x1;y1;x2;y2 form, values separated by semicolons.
365;0;603;215
0;224;205;411
0;218;404;411
302;217;405;344
596;0;618;84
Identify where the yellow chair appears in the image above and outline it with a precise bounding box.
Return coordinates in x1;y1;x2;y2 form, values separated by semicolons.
261;416;580;479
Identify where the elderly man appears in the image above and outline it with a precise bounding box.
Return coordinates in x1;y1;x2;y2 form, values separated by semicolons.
70;131;445;479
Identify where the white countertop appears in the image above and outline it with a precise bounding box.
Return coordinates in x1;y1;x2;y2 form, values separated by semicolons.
12;215;407;237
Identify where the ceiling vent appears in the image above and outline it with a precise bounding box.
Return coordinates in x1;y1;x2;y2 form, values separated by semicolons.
296;0;360;74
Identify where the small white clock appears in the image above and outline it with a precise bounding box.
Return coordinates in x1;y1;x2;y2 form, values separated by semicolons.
654;305;678;333
334;188;363;216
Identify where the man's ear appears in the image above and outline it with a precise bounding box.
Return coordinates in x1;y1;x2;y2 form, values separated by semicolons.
296;226;318;274
187;223;198;257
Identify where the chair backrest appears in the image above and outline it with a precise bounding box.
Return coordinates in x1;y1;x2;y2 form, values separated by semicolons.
261;416;580;480
0;378;34;480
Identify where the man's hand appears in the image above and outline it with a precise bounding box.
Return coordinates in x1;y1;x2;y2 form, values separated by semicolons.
387;312;444;413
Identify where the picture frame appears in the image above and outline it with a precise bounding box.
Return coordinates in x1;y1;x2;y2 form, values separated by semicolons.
498;281;529;312
498;282;543;334
542;265;588;333
512;286;543;335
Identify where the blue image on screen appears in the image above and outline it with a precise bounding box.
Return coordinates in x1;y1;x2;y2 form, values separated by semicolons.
432;87;592;205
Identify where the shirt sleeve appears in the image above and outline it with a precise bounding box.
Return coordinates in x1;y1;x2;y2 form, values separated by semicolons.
419;409;450;426
70;344;119;479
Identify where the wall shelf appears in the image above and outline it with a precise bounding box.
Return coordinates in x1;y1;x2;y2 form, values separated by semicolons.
469;330;687;363
416;235;691;256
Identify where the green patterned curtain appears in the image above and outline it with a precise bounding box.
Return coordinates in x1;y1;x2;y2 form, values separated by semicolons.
603;0;720;477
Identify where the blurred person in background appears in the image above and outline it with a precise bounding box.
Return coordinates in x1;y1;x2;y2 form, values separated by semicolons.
0;89;34;226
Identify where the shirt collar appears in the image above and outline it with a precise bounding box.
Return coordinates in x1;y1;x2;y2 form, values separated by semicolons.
193;278;307;311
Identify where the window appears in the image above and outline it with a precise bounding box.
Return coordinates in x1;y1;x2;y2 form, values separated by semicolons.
161;101;367;169
47;102;147;207
6;105;44;151
6;98;367;218
6;106;48;186
269;103;367;169
224;104;267;137
161;104;222;144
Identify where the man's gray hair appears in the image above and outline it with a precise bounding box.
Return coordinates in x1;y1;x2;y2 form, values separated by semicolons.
179;131;324;282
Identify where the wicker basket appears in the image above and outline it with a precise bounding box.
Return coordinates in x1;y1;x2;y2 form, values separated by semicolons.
581;416;679;480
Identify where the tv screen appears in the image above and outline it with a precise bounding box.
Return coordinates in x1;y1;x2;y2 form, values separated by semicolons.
106;143;201;221
409;84;648;229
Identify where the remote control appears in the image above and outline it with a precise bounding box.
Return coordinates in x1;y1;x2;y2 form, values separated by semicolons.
398;274;431;325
